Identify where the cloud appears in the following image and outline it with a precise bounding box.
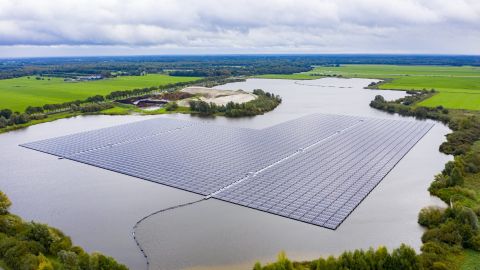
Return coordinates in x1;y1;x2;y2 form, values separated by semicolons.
0;0;479;56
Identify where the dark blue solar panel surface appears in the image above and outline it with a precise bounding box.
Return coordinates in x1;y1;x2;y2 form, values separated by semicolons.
213;118;433;229
21;118;198;157
21;114;433;229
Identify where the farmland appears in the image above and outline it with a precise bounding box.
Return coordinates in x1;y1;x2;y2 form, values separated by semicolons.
0;74;200;112
258;65;480;110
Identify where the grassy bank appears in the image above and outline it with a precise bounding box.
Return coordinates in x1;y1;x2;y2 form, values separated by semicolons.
0;74;200;112
257;65;480;110
0;112;81;134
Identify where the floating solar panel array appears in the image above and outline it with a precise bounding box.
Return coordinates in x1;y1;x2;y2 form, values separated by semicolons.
21;114;433;229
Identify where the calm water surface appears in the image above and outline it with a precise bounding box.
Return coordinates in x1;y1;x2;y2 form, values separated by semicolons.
0;78;451;269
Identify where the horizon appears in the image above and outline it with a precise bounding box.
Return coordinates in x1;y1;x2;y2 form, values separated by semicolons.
2;53;480;61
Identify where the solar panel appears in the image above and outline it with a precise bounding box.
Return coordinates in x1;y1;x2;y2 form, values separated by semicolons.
213;118;432;229
21;118;198;157
21;114;433;229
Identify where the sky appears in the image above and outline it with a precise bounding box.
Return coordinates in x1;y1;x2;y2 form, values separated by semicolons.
0;0;479;57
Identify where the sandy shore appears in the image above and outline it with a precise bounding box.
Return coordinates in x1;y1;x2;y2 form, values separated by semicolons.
179;86;257;106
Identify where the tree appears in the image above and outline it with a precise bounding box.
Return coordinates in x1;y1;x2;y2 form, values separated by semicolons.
442;161;455;175
0;109;12;119
447;167;464;187
165;102;178;111
457;207;479;231
25;223;53;251
0;116;7;128
418;207;445;228
86;95;105;103
15;113;30;124
38;253;54;270
374;246;391;269
25;106;44;114
413;107;428;119
43;104;55;111
58;250;79;270
269;251;293;270
89;252;128;270
324;256;338;270
0;191;12;214
374;95;385;103
389;244;419;270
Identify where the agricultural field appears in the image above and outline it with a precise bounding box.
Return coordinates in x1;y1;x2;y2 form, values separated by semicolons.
0;74;200;111
258;65;480;110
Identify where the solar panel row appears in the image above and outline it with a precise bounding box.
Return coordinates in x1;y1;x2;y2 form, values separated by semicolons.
213;118;433;228
20;114;433;229
20;117;198;157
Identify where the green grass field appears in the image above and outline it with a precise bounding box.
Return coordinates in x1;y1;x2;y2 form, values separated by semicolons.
461;250;480;270
257;65;480;110
0;74;200;112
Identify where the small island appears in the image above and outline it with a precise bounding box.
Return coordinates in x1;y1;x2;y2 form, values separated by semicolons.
113;86;282;117
183;87;282;117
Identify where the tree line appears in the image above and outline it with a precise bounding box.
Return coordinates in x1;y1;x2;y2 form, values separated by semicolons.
189;89;282;117
369;91;450;124
254;245;420;270
2;55;479;80
368;92;480;269
0;190;128;270
0;79;204;131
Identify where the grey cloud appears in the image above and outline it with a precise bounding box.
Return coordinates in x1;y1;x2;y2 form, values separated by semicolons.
0;0;478;55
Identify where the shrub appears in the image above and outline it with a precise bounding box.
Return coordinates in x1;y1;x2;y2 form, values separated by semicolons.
88;252;128;270
418;207;445;228
421;221;462;246
419;242;459;269
25;223;53;252
79;103;114;113
25;106;44;114
469;234;480;251
165;102;179;111
58;250;79;269
447;167;464;187
457;207;479;231
0;214;23;235
0;116;7;128
0;109;12;119
0;191;11;214
389;244;420;270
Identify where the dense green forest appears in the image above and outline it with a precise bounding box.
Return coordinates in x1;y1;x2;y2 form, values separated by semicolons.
0;191;127;270
1;55;479;80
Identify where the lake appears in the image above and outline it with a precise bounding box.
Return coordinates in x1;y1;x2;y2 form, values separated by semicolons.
0;78;451;269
